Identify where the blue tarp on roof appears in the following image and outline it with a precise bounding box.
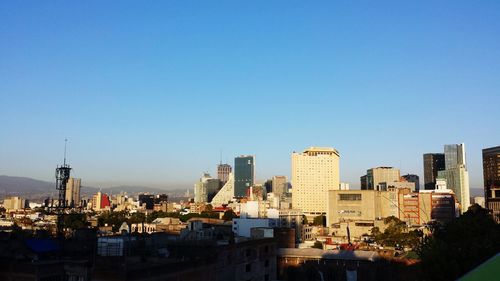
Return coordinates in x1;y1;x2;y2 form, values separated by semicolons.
24;238;60;253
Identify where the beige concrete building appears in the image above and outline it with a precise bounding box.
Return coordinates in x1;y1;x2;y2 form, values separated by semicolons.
292;147;340;218
272;176;288;197
362;167;401;191
326;190;398;228
2;196;26;211
326;188;457;238
398;189;456;226
380;181;416;192
65;178;81;207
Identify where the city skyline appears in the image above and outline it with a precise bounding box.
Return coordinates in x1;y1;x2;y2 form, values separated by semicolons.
1;1;499;188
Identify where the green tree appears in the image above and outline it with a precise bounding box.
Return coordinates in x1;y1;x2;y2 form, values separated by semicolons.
373;216;421;248
312;215;326;226
370;226;381;236
222;209;237;221
302;215;308;225
312;241;323;249
128;212;146;224
97;210;128;232
418;204;500;281
64;213;88;230
205;204;213;212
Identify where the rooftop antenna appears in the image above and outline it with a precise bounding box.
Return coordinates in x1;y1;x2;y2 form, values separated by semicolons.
55;139;71;237
64;138;68;166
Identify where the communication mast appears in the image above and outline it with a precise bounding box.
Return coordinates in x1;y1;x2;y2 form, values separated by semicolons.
55;139;71;236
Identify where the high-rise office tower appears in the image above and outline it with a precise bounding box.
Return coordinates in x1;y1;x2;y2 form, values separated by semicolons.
402;174;420;192
194;173;220;203
483;145;500;222
272;176;287;197
217;163;232;185
234;155;255;197
65;178;81;207
439;143;471;212
291;147;340;217
423;153;446;190
363;167;400;191
360;175;368;190
91;191;110;210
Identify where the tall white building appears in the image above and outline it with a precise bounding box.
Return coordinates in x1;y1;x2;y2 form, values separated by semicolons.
2;196;26;211
194;173;220;203
291;147;340;218
211;173;235;207
65;178;81;207
439;143;471;212
272;176;288;197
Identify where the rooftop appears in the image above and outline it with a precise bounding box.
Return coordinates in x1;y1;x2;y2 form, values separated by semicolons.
278;248;381;262
301;147;340;157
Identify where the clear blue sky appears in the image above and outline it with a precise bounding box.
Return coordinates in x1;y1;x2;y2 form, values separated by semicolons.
1;1;499;190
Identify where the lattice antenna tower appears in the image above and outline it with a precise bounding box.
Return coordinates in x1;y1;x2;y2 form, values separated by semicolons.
55;139;71;236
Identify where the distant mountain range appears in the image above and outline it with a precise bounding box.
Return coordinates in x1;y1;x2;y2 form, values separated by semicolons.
0;175;191;202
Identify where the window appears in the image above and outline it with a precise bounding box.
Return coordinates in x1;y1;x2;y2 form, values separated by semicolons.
265;259;269;267
245;263;251;272
355;222;374;227
339;194;362;201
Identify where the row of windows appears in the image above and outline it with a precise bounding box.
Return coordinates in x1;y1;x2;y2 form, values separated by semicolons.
339;194;362;201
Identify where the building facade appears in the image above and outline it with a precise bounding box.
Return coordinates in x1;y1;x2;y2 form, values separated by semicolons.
194;173;220;203
2;196;26;211
292;147;340;218
423;153;446;190
440;143;471;212
483;145;500;222
327;188;456;235
360;175;368;190
272;176;288;197
326;190;399;229
65;178;81;207
211;173;235;207
401;174;420;192
364;167;400;191
234;155;255;197
91;192;111;211
217;163;232;185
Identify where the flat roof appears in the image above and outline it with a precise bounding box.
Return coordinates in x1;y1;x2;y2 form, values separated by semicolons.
278;248;381;262
301;147;340;156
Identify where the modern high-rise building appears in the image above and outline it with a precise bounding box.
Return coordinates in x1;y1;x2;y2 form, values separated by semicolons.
423;153;446;190
65;178;81;207
360;175;368;190
402;174;420;192
194;173;220;203
272;176;288;197
234;155;255;197
217;163;232;185
483;145;500;222
291;147;340;217
91;191;110;211
439;143;470;212
2;196;27;211
211;173;235;207
363;167;400;191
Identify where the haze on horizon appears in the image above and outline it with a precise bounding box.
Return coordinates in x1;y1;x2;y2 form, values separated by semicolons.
1;1;499;190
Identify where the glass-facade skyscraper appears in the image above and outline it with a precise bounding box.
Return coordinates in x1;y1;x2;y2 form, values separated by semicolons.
440;143;471;212
483;145;500;223
423;153;445;190
234;155;254;197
